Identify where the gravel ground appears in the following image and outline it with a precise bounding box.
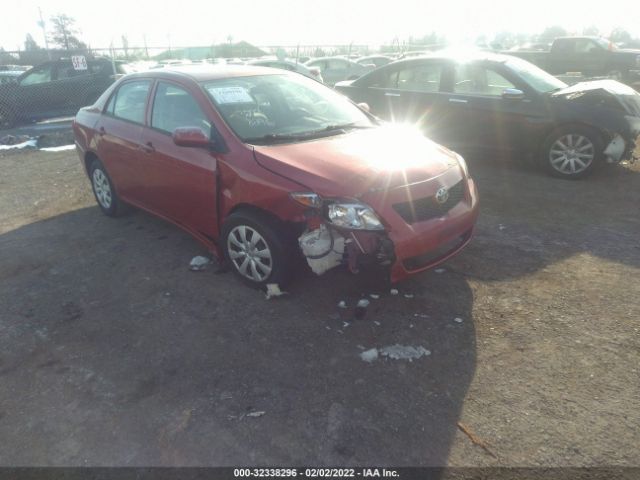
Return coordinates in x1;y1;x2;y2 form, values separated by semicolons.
0;149;639;468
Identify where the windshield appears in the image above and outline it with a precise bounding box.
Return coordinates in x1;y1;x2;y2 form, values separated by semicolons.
202;73;373;144
506;57;567;93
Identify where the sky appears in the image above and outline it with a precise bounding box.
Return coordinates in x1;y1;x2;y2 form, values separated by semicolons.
1;0;638;51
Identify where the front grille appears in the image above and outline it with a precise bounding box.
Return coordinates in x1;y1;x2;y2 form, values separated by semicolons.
393;180;465;224
403;229;472;271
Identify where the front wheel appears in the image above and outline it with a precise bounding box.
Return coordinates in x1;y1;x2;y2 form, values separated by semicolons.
221;210;291;288
541;126;603;179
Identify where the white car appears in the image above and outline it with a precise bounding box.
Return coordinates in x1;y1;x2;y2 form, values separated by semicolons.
248;59;323;83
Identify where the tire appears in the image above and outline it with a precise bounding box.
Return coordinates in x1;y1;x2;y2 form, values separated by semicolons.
88;158;127;216
540;125;603;179
0;104;16;130
221;210;292;288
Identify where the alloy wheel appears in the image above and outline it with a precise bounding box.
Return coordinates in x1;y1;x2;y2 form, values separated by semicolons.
549;134;595;175
227;225;273;282
92;169;112;209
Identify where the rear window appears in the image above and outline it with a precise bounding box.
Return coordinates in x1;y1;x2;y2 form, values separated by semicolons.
106;80;151;124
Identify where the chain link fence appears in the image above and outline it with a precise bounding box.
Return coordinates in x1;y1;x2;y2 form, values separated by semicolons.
0;44;356;131
1;41;442;132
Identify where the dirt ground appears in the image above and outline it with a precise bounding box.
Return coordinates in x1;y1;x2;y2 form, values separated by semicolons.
0;147;639;468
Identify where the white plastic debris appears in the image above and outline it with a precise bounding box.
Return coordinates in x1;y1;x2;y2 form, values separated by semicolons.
434;268;446;274
343;321;350;328
189;255;211;271
390;289;399;295
373;321;381;326
338;300;348;309
246;411;266;418
414;313;429;318
265;283;287;299
369;294;380;299
379;345;431;362
360;348;379;363
454;317;464;323
299;226;345;275
357;299;370;308
404;293;414;299
498;224;506;231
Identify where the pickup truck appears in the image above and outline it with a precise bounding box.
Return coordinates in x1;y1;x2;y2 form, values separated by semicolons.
506;37;640;86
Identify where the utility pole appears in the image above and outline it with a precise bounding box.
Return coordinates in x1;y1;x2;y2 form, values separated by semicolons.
37;6;51;59
143;34;149;59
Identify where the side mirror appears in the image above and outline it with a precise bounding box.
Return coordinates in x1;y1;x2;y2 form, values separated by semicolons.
502;88;525;100
172;127;211;148
357;102;370;112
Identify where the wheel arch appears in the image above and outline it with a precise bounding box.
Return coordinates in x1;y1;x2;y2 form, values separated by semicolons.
538;122;608;158
222;203;306;244
83;150;100;176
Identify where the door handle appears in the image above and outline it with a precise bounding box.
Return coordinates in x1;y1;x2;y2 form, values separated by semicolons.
449;98;468;103
384;92;401;97
140;141;155;153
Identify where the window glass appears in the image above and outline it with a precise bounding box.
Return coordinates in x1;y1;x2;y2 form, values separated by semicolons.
56;62;93;79
203;73;372;143
396;64;443;92
307;60;326;72
151;82;210;135
575;39;601;53
20;65;53;85
327;59;347;70
453;64;515;96
111;80;150;124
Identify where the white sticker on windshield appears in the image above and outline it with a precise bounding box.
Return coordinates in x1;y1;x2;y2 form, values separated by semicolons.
208;86;253;104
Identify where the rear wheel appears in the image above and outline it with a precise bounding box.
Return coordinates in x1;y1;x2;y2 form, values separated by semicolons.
89;159;127;216
221;210;291;288
541;126;602;179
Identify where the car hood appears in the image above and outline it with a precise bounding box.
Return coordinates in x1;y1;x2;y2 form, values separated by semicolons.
550;80;640;116
551;79;637;97
252;125;459;198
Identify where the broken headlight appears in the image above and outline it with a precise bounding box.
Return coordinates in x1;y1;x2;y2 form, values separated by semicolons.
326;202;384;230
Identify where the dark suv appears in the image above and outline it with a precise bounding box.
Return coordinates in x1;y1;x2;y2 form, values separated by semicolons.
0;58;127;129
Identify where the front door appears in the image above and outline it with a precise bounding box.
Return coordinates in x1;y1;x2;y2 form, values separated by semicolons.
139;81;219;239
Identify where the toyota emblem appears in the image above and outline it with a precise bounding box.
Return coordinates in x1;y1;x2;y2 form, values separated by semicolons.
435;187;449;204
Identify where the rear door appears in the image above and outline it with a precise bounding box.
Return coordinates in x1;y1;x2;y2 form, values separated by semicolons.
139;81;219;238
95;79;152;203
53;59;97;115
351;59;453;143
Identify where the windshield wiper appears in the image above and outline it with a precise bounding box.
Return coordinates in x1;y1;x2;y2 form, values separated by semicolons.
321;122;374;131
244;123;374;145
243;133;306;144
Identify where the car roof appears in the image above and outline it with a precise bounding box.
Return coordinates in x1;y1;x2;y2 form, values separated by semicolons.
122;64;286;82
396;50;513;64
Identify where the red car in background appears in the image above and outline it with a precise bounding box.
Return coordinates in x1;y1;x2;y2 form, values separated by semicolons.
73;66;479;287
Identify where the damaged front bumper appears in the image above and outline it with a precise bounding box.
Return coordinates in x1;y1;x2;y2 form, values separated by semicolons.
605;131;640;163
298;169;479;283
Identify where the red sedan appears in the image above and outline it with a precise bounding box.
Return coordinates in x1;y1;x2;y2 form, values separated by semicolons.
73;66;479;287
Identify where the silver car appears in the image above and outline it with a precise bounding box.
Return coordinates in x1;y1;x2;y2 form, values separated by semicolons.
248;59;324;83
305;57;373;86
